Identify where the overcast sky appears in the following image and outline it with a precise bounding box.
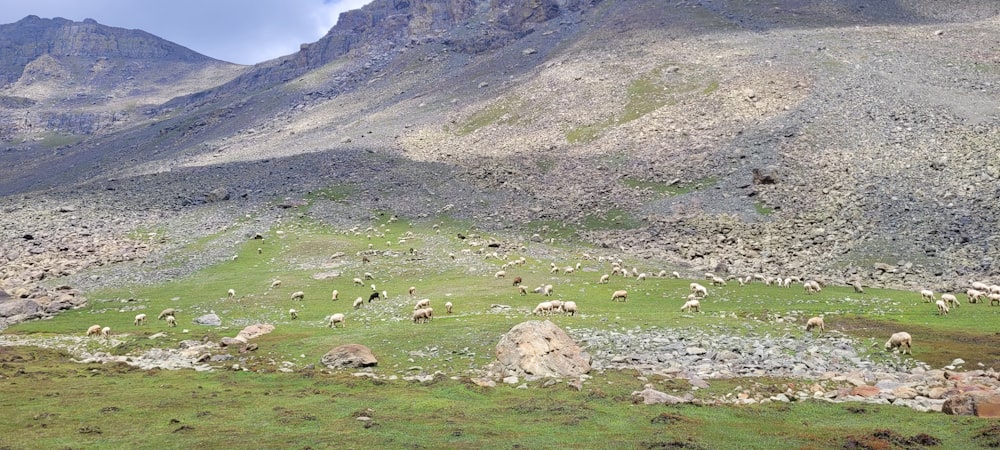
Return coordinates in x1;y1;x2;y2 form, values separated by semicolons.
0;0;373;65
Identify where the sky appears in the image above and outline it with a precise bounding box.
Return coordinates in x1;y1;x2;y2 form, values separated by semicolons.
0;0;373;65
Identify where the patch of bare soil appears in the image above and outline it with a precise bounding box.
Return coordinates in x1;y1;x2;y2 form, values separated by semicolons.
837;316;1000;369
842;429;941;449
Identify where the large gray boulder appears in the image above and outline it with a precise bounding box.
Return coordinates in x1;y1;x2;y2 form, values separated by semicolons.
485;320;590;380
321;344;378;369
193;313;222;326
0;298;41;318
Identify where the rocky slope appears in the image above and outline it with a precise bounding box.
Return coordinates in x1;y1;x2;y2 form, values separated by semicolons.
2;0;1000;303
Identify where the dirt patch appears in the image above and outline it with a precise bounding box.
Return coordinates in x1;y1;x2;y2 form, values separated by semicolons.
842;429;941;449
973;424;1000;448
651;412;688;425
837;316;1000;369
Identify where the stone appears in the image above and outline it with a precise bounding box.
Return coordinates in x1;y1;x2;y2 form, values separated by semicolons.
192;313;222;326
943;390;1000;417
631;385;692;405
321;344;377;369
850;385;881;398
485;320;590;379
0;299;40;318
236;323;275;340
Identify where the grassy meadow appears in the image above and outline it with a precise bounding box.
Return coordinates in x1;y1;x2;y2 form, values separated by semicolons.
3;212;1000;449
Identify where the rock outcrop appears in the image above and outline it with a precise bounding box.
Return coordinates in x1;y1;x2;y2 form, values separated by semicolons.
485;320;590;380
321;344;378;369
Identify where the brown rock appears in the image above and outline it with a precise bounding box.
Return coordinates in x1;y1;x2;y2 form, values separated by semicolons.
943;390;1000;417
321;344;377;369
485;320;590;379
850;385;881;398
236;324;275;341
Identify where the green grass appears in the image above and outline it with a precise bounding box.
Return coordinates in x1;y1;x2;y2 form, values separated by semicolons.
4;216;1000;448
754;201;774;216
455;101;523;136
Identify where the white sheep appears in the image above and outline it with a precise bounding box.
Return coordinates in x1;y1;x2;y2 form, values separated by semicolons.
445;301;453;314
563;266;575;274
611;290;628;302
549;300;563;311
227;288;236;299
495;270;507;279
971;280;991;292
805;316;825;332
636;273;647;282
690;283;708;297
412;307;433;323
353;297;364;309
936;300;949;315
680;299;701;313
885;332;912;354
990;293;1000;306
408;286;416;297
166;315;177;327
353;278;364;286
803;280;822;294
967;288;987;304
598;274;610;284
133;313;147;326
157;308;176;320
289;308;298;320
671;271;680;279
328;313;345;328
533;301;554;315
101;326;111;340
414;298;431;310
543;284;554;296
270;280;282;289
331;289;339;301
364;272;374;280
518;285;528;296
290;291;305;301
991;285;1000;296
562;301;578;316
710;276;726;286
941;293;960;308
920;289;935;302
86;324;102;336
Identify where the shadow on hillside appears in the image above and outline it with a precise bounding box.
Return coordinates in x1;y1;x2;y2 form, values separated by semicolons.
837;316;1000;370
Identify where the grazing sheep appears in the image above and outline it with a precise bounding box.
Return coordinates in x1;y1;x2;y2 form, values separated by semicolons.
690;283;708;297
157;308;176;320
935;300;949;315
364;272;374;280
101;326;111;340
803;280;822;294
549;300;563;311
967;288;987;304
598;274;610;284
270;280;282;289
134;313;147;326
991;293;1000;306
805;317;825;332
227;288;236;299
611;290;628;302
920;289;935;303
543;285;554;296
408;286;416;297
368;291;381;303
86;324;102;336
332;290;339;301
518;285;528;296
991;285;1000;296
445;301;453;314
885;332;912;354
494;270;507;279
562;301;578;316
971;280;991;291
289;308;298;320
412;307;433;323
851;281;865;294
636;273;647;282
710;276;726;287
671;271;680;279
257;247;262;255
533;301;554;315
941;293;960;308
414;298;431;310
512;276;522;286
680;299;701;313
166;315;177;327
328;313;345;328
353;297;364;309
353;278;364;286
563;266;575;274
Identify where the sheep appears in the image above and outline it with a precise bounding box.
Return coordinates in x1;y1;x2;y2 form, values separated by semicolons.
710;276;726;287
636;273;647;282
549;300;563;311
920;289;935;302
680;299;701;313
166;315;177;327
157;308;176;320
414;298;431;310
328;313;345;328
803;280;822;294
562;301;578;316
563;266;575;274
353;297;364;309
671;271;680;279
332;289;339;301
408;286;416;297
967;288;987;304
290;291;305;301
935;299;951;315
495;270;506;279
445;301;453;314
364;272;374;280
598;274;610;284
543;285;554;296
101;326;111;340
368;291;381;303
990;292;1000;306
412;307;433;323
289;308;298;320
971;280;991;292
270;280;282;289
533;301;554;315
805;317;825;332
991;285;1000;296
690;283;708;297
611;290;628;302
885;332;912;354
86;324;102;336
133;313;147;326
851;281;865;294
353;277;364;286
941;293;960;309
512;276;522;286
227;288;236;299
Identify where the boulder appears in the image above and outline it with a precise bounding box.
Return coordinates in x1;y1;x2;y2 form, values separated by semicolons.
236;323;275;341
0;298;41;318
321;344;377;369
193;313;222;326
631;385;693;405
943;390;1000;417
485;320;590;379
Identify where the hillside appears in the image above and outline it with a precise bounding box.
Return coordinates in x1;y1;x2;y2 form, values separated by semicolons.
2;0;1000;301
